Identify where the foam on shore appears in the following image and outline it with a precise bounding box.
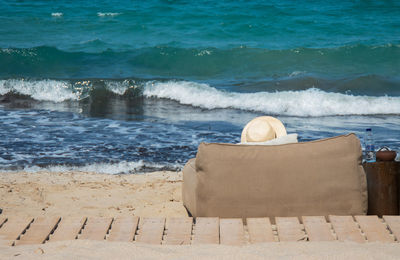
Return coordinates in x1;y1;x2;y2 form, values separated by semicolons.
8;161;181;175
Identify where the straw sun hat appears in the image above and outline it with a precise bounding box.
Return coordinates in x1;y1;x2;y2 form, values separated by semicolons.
241;116;287;143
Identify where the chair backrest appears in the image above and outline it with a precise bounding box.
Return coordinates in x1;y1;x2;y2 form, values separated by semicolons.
193;133;367;219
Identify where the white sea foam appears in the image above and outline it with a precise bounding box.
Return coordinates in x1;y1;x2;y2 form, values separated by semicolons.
105;80;129;95
18;161;180;174
51;12;63;17
289;71;306;77
106;123;120;128
0;48;37;56
0;79;79;102
97;12;121;17
143;81;400;117
195;50;212;56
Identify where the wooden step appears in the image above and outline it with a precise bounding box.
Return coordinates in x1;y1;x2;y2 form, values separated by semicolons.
276;217;306;242
302;216;335;241
136;217;165;244
192;217;219;244
163;217;193;245
246;218;275;243
0;217;33;246
79;217;113;241
1;215;396;245
220;218;245;245
16;217;60;245
355;215;393;242
49;217;87;242
108;216;139;242
329;215;365;243
383;216;400;241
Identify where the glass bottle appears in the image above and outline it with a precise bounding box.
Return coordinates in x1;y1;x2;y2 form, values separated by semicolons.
364;128;375;162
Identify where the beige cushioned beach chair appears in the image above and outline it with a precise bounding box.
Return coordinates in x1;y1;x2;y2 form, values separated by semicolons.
182;133;367;219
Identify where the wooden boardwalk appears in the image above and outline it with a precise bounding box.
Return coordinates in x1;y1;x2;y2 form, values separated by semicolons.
0;215;399;246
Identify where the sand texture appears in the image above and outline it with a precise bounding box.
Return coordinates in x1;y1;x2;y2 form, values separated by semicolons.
1;240;400;260
0;171;187;217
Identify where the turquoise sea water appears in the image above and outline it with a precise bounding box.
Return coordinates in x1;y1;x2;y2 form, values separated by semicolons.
0;0;399;173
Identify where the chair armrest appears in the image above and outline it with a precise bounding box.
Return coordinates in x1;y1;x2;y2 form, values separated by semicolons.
182;158;198;217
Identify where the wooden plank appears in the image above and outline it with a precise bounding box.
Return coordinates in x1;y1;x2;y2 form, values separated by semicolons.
49;217;87;242
302;216;335;241
383;216;400;241
16;217;60;245
220;218;245;245
276;217;306;242
355;215;393;242
108;216;139;242
163;217;193;245
136;217;165;244
246;218;275;243
329;215;365;243
0;217;33;246
79;217;113;241
192;217;219;244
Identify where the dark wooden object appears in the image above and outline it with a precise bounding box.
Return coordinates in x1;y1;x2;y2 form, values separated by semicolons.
363;162;400;216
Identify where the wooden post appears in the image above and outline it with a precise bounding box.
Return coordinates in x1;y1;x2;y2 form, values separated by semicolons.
363;162;400;216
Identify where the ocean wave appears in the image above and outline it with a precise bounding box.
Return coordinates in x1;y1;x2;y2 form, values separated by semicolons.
1;44;399;79
5;161;181;174
1;79;399;117
0;79;79;102
144;81;400;117
0;79;142;102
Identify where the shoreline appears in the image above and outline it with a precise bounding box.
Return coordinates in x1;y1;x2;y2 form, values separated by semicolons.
0;170;187;218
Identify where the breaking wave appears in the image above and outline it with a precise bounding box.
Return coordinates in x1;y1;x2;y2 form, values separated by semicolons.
143;81;400;117
1;79;400;117
0;79;79;102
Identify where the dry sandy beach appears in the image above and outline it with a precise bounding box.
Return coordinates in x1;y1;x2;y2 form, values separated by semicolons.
1;170;400;259
2;240;400;260
0;171;187;217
